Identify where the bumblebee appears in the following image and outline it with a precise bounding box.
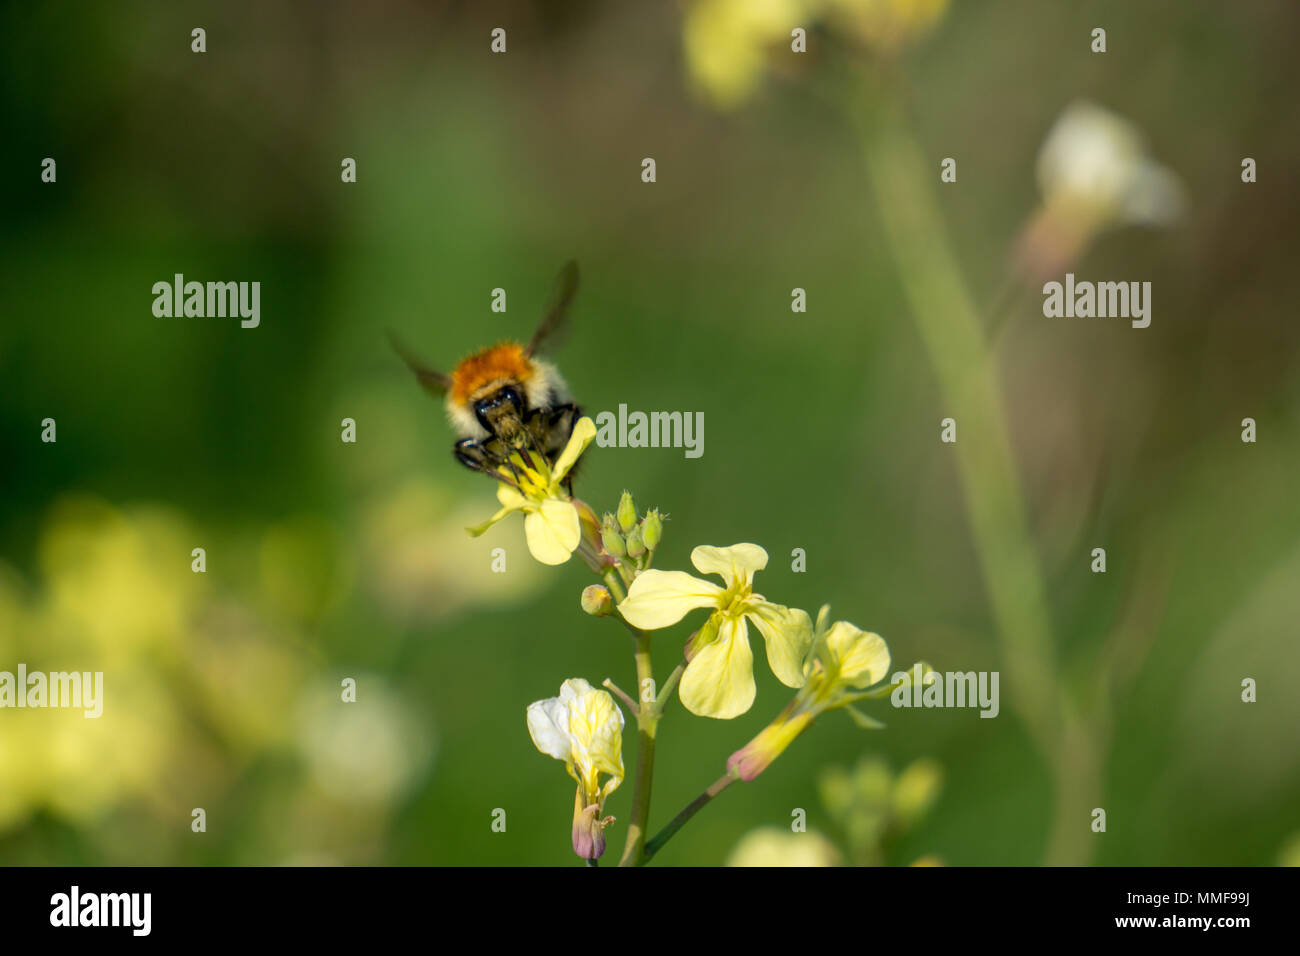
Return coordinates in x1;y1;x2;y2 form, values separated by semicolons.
389;261;583;485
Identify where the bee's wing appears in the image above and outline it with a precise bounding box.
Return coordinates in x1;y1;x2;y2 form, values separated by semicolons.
525;260;579;357
387;329;452;397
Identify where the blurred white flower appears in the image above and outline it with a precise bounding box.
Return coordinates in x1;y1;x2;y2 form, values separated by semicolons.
296;677;435;806
1036;100;1186;232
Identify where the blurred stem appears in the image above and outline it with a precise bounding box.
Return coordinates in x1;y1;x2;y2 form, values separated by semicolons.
855;94;1094;863
644;770;739;862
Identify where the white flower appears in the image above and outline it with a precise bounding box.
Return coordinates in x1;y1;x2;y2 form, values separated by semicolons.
526;678;625;859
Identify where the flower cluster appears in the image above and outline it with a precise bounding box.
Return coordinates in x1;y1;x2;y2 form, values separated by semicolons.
465;423;910;864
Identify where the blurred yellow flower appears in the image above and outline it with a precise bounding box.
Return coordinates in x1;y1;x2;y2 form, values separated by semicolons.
684;0;809;110
618;544;812;719
825;0;950;54
727;825;842;866
683;0;950;109
468;417;597;566
820;755;943;863
527;678;625;859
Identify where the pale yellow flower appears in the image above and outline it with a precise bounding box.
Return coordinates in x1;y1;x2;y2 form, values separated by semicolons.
618;544;812;719
467;417;597;566
526;678;625;859
726;826;842;867
728;606;892;779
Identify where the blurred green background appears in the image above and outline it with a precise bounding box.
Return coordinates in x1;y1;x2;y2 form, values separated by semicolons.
2;0;1298;866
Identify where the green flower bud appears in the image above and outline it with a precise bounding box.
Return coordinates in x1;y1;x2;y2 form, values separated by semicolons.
601;527;626;558
641;509;663;551
581;584;614;617
625;526;646;558
601;512;619;533
616;491;637;533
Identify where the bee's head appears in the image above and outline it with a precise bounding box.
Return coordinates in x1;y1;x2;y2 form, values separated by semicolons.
445;342;536;442
473;383;527;438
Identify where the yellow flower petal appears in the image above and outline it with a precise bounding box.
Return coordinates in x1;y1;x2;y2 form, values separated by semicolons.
618;569;724;630
466;504;514;537
690;543;769;584
826;621;891;688
748;601;812;688
567;684;625;793
552;417;598;485
679;615;756;719
496;484;529;510
523;499;581;565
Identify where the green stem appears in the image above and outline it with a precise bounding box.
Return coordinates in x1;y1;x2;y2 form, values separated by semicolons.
601;568;628;604
655;661;686;711
643;771;739;862
618;630;658;866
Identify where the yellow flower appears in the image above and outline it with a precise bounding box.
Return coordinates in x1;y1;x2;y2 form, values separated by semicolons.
618;544;812;719
798;611;893;716
467;417;597;566
728;606;891;779
526;678;625;859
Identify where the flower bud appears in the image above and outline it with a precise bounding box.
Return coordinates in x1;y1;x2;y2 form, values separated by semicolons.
641;510;663;551
601;527;626;558
616;491;637;533
625;526;646;558
727;709;813;782
581;584;613;617
601;512;619;533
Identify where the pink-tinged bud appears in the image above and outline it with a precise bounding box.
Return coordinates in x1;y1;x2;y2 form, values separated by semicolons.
726;711;813;782
571;800;609;860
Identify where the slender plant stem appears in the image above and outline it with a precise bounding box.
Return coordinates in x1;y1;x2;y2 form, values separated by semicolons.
643;771;739;862
855;91;1101;864
602;678;639;716
655;661;686;711
618;630;658;866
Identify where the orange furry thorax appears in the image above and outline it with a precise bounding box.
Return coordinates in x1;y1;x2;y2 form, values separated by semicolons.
449;341;534;406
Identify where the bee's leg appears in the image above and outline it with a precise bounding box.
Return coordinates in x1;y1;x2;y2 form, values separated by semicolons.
541;403;583;490
454;438;521;487
542;404;582;460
